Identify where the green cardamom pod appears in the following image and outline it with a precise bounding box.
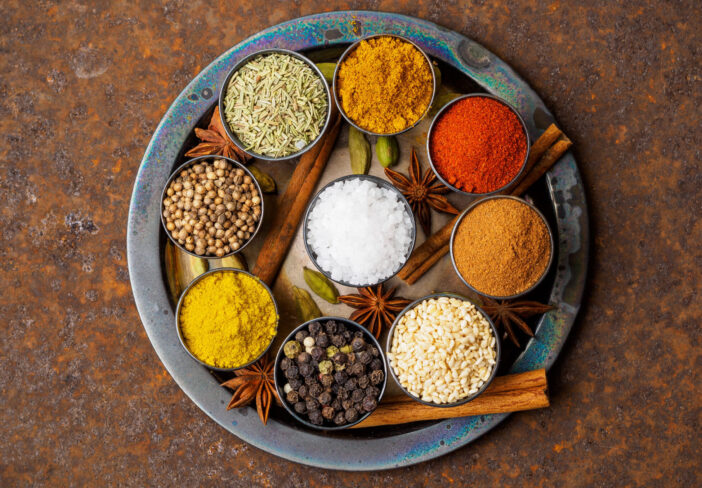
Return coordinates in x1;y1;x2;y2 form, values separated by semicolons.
428;90;462;117
376;136;399;168
349;126;371;175
293;286;322;322
248;165;276;193
303;266;339;304
315;62;336;84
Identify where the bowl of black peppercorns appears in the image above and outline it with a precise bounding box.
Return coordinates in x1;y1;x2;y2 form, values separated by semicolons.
274;317;387;430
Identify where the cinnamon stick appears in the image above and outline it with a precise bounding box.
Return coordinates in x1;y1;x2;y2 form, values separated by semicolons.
509;136;572;196
252;109;342;286
352;369;549;428
398;126;572;284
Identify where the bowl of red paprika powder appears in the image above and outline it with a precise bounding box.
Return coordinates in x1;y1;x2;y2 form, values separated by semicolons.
426;94;530;195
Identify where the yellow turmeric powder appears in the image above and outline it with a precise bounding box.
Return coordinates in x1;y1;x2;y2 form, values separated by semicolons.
178;270;278;369
337;36;433;134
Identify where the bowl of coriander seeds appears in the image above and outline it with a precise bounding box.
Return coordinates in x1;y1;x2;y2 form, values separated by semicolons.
219;48;332;161
160;155;264;257
386;293;501;407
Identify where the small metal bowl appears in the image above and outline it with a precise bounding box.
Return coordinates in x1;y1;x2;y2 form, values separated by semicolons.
449;195;555;300
218;48;332;161
160;155;264;258
426;93;531;196
175;268;279;372
274;316;388;430
386;292;501;408
302;174;417;288
332;34;436;136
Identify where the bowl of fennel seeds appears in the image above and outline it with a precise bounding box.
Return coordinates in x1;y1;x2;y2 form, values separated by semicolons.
219;49;331;161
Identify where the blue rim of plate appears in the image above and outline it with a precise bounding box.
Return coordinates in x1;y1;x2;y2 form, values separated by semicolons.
127;10;589;470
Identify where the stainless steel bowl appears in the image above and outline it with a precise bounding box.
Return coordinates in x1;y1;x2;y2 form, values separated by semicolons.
426;93;531;196
218;48;332;161
386;292;501;408
175;268;279;372
302;174;417;288
160;155;264;258
449;195;555;300
274;316;388;430
332;34;436;136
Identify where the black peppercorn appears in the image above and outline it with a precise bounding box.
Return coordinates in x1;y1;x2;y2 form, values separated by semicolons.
354;403;364;414
305;397;320;411
357;375;370;389
299;362;314;377
320;374;333;388
344;407;359;423
344;377;357;391
336;324;347;335
331;334;345;347
310;346;324;361
295;329;309;342
362;396;378;412
297;385;308;398
334;411;346;425
332;352;347;365
351;336;366;351
370;358;383;371
316;333;330;348
289;377;302;390
286;390;299;404
353;330;364;338
341;398;354;411
308;409;323;425
370;369;384;385
318;391;332;405
334;371;348;384
351;388;364;403
370;346;380;357
304;375;318;386
308;321;322;335
280;357;292;371
297;352;311;364
322;406;335;420
365;386;380;398
284;365;299;379
346;352;356;364
342;330;352;342
337;387;349;400
308;383;323;399
294;401;307;414
331;398;342;411
324;320;338;334
358;350;372;365
348;362;365;376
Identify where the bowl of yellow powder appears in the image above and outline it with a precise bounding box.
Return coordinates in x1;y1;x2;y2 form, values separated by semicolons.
333;35;436;136
176;269;279;371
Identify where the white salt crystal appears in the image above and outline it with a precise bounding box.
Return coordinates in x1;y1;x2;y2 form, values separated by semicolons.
306;179;414;285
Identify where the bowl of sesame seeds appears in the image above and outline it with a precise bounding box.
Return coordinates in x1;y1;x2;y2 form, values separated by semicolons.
219;48;332;161
386;293;501;407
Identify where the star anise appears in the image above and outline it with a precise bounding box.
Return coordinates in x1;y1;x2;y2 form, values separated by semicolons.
481;297;555;347
339;284;411;339
221;354;280;425
384;147;459;236
185;106;251;163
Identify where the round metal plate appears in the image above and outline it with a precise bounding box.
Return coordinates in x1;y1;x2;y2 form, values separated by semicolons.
127;11;588;470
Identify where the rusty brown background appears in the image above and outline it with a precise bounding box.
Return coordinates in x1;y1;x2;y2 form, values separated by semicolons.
1;0;700;486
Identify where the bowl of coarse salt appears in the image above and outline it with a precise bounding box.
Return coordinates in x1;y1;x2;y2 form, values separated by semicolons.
303;175;416;288
386;293;501;407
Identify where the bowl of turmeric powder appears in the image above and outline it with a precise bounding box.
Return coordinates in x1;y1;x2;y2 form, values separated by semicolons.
333;35;436;136
175;268;279;371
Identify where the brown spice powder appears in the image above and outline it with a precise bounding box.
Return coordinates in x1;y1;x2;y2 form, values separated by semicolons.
453;198;551;297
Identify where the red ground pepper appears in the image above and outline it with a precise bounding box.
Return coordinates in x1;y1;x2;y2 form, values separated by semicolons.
429;96;528;193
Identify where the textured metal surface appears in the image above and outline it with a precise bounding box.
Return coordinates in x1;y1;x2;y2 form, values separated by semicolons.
127;11;586;469
2;0;699;485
